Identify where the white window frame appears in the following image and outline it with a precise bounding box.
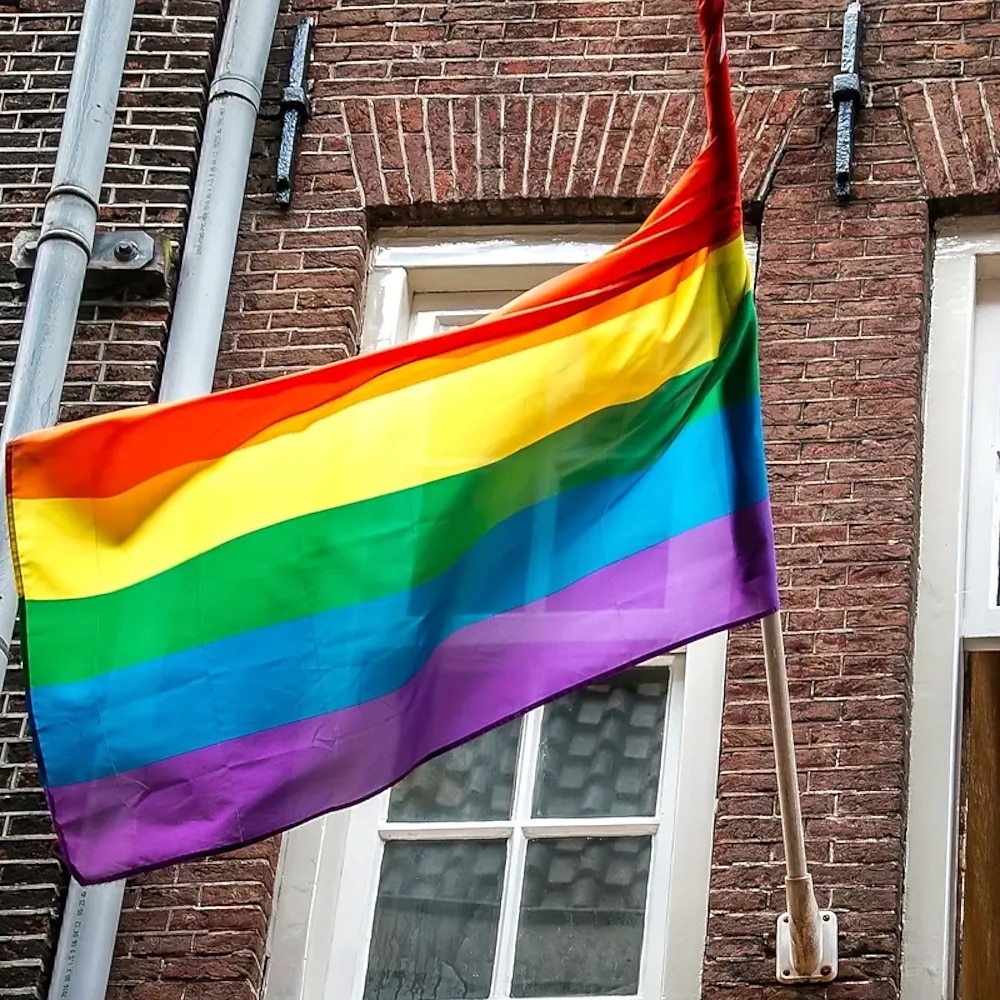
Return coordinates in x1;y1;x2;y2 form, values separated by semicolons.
264;225;758;1000
330;655;682;1000
901;218;1000;1000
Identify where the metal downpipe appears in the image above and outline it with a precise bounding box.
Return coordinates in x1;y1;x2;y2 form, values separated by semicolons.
44;2;280;998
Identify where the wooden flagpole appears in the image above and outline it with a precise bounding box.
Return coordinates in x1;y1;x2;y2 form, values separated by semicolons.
761;611;839;983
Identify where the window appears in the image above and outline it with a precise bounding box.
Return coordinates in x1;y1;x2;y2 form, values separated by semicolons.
264;227;755;1000
339;660;678;1000
902;221;1000;1000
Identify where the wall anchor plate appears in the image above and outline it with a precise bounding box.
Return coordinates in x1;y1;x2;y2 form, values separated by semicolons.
776;910;838;984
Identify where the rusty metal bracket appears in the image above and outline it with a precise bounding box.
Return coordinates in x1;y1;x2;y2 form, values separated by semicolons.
276;17;315;207
11;229;174;298
833;1;863;202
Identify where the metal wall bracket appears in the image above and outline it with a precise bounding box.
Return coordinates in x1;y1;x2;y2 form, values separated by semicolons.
776;910;839;984
833;1;863;202
11;229;174;298
276;17;315;207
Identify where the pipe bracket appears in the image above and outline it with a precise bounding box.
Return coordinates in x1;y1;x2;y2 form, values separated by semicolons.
209;72;262;109
11;229;175;299
44;182;100;213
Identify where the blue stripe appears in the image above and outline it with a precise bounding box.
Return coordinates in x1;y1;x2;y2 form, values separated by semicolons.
38;396;768;787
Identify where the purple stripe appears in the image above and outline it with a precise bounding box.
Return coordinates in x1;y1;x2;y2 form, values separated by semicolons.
50;501;777;884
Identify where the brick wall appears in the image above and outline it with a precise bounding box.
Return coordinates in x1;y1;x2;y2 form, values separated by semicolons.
716;97;928;996
6;1;1000;999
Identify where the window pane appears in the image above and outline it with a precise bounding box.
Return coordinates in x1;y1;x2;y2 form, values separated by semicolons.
511;837;651;997
533;677;668;818
364;841;506;1000
387;719;522;822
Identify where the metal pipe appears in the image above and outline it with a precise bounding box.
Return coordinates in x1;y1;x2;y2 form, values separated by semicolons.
44;3;281;999
30;5;136;995
0;1;135;997
47;881;127;1000
0;0;134;691
761;611;824;976
160;0;281;402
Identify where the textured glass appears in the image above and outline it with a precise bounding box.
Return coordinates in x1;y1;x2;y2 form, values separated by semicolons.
364;841;506;1000
387;718;522;822
533;677;668;818
512;837;652;997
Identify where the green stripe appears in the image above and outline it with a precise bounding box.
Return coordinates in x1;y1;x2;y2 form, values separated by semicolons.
25;294;759;688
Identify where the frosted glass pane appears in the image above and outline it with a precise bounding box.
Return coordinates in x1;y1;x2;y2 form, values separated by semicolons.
511;837;651;996
533;678;668;818
364;841;506;1000
387;718;522;822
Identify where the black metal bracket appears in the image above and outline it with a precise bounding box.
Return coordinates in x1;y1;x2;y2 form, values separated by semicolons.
276;17;315;207
833;1;863;202
10;230;175;298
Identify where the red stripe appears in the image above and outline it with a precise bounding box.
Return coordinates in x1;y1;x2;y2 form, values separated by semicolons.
8;0;741;504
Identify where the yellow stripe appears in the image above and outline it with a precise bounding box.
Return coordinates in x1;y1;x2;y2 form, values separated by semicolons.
14;239;750;602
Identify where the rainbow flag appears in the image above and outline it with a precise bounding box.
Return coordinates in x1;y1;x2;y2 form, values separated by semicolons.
6;0;777;885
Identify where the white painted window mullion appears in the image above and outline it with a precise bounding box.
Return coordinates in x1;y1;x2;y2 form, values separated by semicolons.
491;708;544;998
520;817;660;839
380;820;515;841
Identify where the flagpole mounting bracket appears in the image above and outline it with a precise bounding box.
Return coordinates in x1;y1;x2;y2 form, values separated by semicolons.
761;611;840;985
776;906;839;983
